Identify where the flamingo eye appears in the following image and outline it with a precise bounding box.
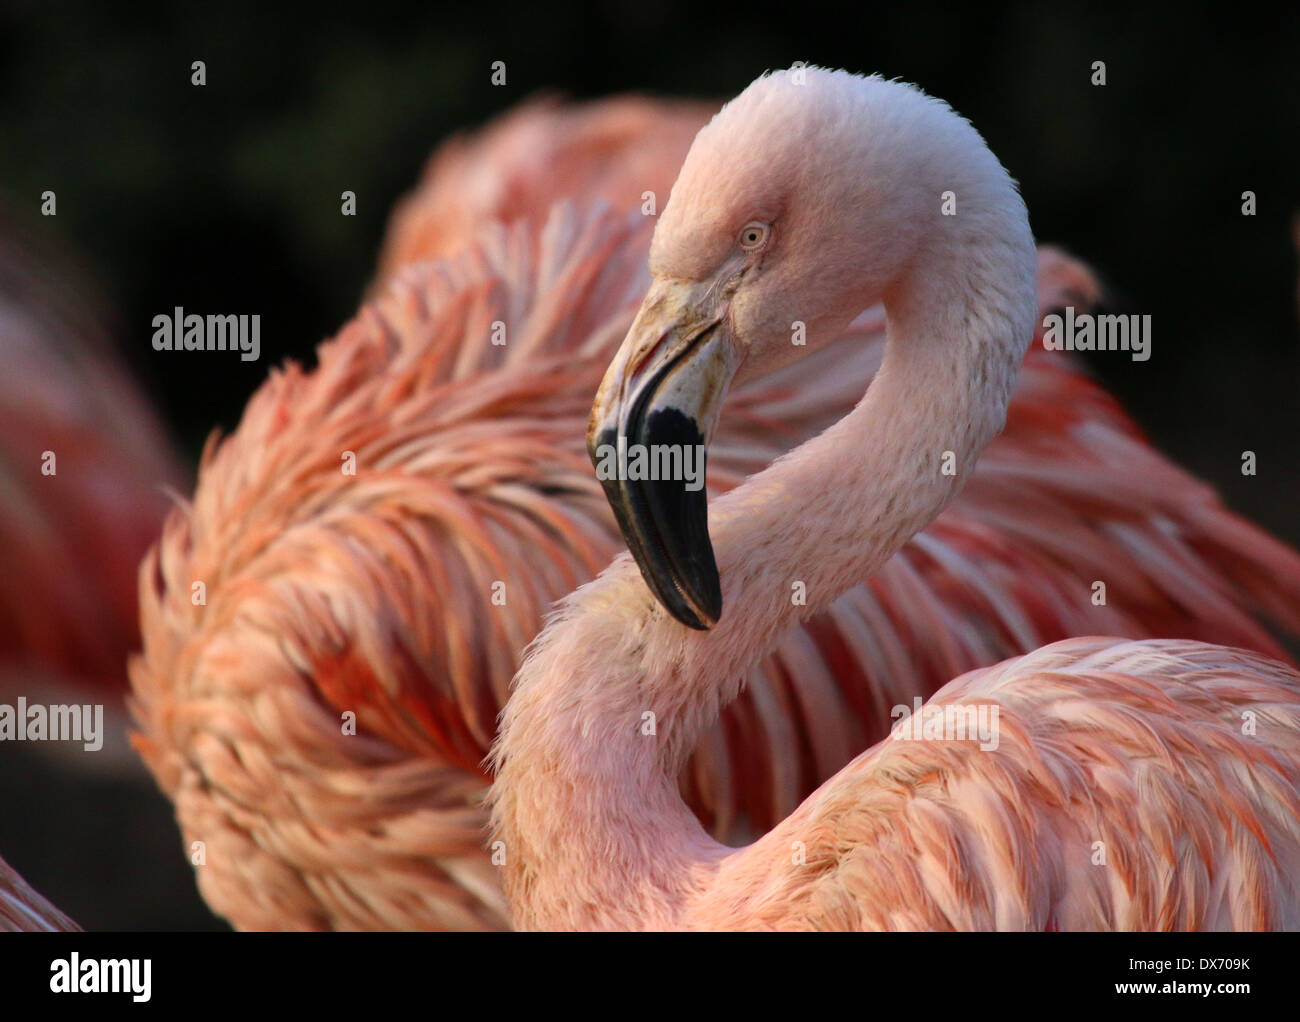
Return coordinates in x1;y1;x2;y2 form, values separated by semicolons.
738;221;770;252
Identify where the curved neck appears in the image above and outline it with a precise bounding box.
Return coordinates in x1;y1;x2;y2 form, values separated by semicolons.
688;246;1034;687
491;199;1036;931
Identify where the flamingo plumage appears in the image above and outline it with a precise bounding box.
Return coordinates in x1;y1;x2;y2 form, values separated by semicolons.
130;93;1300;931
488;68;1300;930
373;94;715;281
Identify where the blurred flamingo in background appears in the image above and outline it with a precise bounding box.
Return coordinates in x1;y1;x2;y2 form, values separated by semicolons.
0;211;188;929
373;94;715;280
0;212;183;753
128;95;1300;930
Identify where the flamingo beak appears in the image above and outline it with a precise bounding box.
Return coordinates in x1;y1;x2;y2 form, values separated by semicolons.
588;280;742;630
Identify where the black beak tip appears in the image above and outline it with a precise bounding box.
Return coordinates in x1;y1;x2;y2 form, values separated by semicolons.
654;584;719;631
689;590;721;630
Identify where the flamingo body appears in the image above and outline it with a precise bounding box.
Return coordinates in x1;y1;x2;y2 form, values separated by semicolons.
702;638;1300;930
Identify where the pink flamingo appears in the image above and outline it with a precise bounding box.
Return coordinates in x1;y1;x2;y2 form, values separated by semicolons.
488;68;1300;930
0;213;181;775
0;213;180;933
0;216;180;701
131;97;1300;932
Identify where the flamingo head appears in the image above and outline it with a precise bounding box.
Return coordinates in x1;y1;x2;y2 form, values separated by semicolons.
589;67;1015;629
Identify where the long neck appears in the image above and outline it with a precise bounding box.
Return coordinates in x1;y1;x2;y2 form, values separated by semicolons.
491;197;1036;931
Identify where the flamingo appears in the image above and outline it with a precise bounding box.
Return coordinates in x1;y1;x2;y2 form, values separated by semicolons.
0;212;181;710
488;68;1300;930
0;210;190;930
130;97;1300;932
0;209;182;825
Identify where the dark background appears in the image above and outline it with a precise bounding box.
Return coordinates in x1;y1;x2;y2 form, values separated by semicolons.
0;1;1297;928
